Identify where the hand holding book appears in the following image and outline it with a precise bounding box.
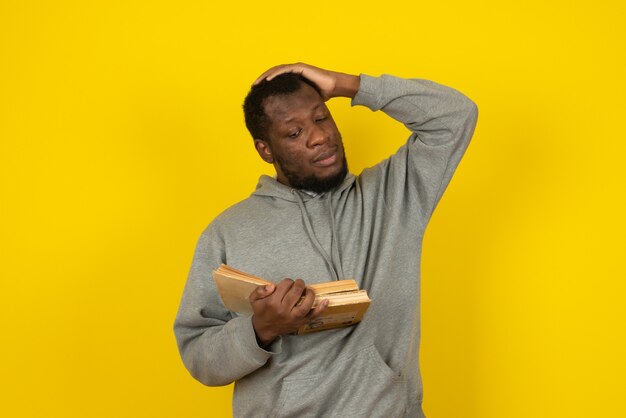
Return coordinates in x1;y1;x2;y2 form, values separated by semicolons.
249;278;330;346
212;265;371;338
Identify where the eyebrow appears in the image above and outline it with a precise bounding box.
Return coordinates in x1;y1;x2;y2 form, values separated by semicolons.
282;103;325;124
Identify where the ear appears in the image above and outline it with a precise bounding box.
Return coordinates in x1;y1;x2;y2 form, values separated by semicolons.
254;139;274;164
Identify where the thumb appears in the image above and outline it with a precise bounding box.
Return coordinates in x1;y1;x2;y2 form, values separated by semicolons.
249;283;275;302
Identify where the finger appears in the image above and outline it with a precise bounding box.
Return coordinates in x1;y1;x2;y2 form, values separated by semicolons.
283;278;307;308
248;283;276;303
252;65;284;85
253;65;292;85
291;287;317;317
307;298;329;318
265;64;305;81
271;278;295;303
253;63;305;85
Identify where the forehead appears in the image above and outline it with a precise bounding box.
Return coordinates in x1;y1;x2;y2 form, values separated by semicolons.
263;83;324;125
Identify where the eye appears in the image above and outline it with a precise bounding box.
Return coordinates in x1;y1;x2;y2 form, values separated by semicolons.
315;115;328;123
288;129;302;139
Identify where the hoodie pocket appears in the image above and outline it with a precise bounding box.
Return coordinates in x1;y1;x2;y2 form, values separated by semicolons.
270;345;405;418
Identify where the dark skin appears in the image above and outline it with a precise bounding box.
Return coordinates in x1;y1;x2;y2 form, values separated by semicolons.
249;63;360;347
256;84;345;189
250;280;327;347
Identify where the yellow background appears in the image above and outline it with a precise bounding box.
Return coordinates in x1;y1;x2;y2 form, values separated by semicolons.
1;1;624;417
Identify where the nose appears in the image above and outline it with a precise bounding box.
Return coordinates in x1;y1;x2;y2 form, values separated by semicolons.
307;123;329;148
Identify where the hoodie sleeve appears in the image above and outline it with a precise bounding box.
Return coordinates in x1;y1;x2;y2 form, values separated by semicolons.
173;229;282;386
352;74;478;227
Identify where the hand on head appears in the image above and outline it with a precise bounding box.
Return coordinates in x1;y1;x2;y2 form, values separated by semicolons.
253;63;360;101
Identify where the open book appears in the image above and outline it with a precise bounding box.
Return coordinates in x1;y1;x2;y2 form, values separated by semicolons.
212;264;371;334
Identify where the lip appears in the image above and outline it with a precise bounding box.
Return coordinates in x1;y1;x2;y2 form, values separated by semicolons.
312;148;338;167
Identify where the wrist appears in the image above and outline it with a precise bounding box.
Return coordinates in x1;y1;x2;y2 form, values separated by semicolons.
332;73;360;99
252;315;277;347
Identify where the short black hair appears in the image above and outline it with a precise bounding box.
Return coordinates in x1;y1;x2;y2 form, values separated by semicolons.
243;73;322;141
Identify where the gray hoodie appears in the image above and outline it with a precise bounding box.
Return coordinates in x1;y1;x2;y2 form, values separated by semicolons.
174;74;478;417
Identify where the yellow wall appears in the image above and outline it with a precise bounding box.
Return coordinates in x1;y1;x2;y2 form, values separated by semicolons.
1;1;624;417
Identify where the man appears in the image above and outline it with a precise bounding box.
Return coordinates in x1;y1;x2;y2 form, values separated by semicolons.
174;63;478;417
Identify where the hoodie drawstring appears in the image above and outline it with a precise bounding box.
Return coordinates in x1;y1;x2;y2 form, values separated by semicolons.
293;190;343;281
328;197;345;280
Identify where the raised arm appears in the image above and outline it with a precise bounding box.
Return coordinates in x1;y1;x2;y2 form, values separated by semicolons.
353;74;478;226
258;64;478;226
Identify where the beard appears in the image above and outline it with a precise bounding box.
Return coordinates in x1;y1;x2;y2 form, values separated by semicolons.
275;151;349;194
